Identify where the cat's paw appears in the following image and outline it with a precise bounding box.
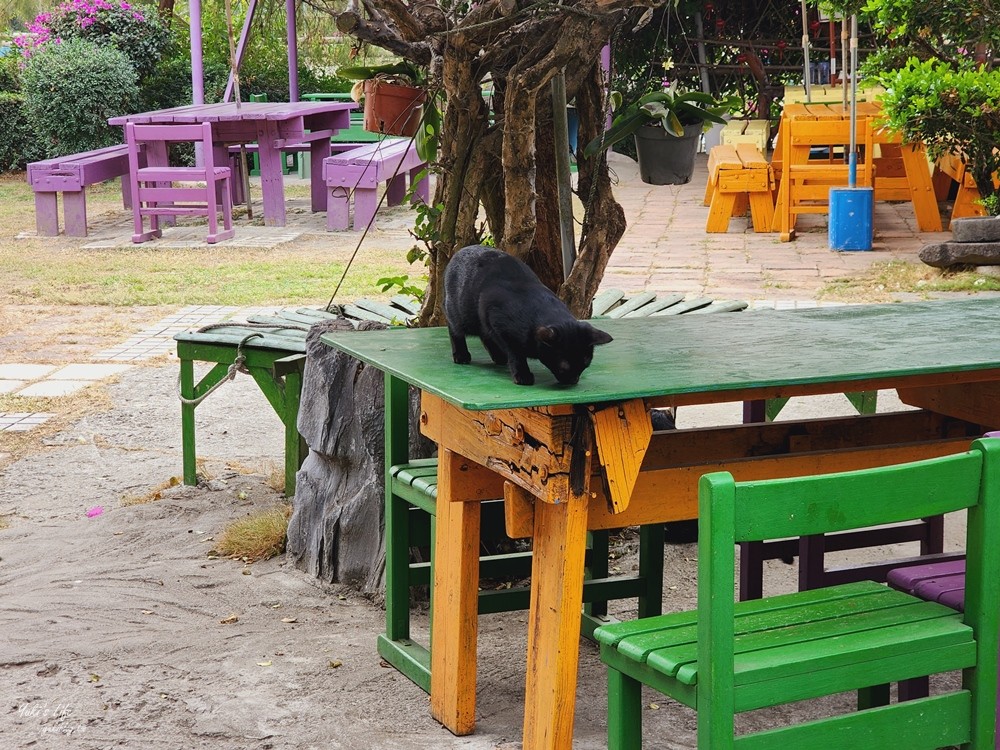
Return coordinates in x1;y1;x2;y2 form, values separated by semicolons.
513;372;535;386
452;352;472;365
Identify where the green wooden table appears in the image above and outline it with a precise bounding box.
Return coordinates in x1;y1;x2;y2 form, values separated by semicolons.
321;297;1000;750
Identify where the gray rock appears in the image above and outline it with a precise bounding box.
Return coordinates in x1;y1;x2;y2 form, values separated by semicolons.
286;319;432;596
919;241;1000;268
952;216;1000;243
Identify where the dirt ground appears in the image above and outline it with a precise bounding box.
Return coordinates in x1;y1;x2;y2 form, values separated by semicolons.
0;349;970;749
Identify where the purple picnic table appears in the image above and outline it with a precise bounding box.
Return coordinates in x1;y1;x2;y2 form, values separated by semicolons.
109;101;355;227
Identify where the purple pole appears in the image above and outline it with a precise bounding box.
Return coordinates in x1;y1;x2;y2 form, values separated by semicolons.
286;0;299;101
189;0;205;105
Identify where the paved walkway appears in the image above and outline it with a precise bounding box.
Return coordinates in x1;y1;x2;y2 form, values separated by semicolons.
2;149;955;432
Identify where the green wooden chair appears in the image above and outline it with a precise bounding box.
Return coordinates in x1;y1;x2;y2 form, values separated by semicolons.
595;438;1000;749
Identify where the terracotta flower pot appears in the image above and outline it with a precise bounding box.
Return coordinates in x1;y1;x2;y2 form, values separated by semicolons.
363;79;426;137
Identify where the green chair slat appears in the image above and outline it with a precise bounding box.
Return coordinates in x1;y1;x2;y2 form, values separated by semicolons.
293;307;340;320
352;298;416;324
652;600;967;685
342;303;394;325
650;297;714;315
605;292;658;319
590;288;625;317
686;299;750;314
622;293;685;318
390;295;422;315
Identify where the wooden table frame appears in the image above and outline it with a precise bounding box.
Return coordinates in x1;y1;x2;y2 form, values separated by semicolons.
110;101;354;227
321;299;1000;750
771;102;943;239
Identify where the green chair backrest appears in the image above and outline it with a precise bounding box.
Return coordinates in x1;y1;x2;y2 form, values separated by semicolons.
697;437;1000;712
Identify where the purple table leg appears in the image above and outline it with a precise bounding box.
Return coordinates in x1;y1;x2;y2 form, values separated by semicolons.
34;192;60;236
62;189;88;237
256;121;286;226
310;140;330;212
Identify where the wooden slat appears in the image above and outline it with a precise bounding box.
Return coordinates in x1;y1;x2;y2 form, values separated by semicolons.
590;288;625;317
591;399;651;513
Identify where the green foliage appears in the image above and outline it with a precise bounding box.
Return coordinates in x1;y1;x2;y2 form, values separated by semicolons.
0;54;21;93
877;58;1000;205
22;38;139;157
979;193;1000;217
376;274;426;302
0;92;46;171
861;0;1000;66
583;84;733;158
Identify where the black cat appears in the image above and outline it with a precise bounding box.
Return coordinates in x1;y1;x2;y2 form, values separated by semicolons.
444;245;613;385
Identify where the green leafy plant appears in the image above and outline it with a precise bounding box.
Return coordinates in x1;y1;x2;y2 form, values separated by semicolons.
877;58;1000;208
0;92;46;171
22;38;140;157
376;274;426;303
583;82;734;158
336;60;439;162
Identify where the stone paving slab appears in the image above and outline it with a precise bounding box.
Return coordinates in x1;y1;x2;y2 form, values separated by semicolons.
0;412;54;432
0;364;57;380
16;380;94;397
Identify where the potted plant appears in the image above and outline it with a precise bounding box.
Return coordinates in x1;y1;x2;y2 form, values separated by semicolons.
876;58;1000;216
583;82;735;185
337;61;439;160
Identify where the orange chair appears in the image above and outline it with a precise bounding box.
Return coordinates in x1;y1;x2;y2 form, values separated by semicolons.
126;122;235;244
778;116;874;241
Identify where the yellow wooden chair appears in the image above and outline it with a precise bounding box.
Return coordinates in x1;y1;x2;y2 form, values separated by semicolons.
779;116;874;241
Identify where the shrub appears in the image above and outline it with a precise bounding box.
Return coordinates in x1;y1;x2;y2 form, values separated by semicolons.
15;0;168;80
0;93;46;171
22;38;140;157
878;58;1000;208
0;53;21;93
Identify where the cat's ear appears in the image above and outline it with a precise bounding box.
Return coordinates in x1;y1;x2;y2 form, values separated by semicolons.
536;326;557;343
589;326;614;346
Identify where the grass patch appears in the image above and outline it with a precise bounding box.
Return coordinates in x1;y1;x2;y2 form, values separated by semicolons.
120;475;182;506
0;171;417;307
819;260;1000;302
215;505;292;562
0;245;411;307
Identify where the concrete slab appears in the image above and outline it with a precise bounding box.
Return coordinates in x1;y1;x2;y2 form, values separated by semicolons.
0;364;57;380
17;380;92;397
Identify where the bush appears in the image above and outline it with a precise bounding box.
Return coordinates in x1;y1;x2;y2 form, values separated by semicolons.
22;38;140;157
878;58;1000;207
0;93;46;171
16;0;168;80
0;54;21;93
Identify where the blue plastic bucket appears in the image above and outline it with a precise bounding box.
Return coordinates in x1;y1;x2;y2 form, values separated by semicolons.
828;186;874;251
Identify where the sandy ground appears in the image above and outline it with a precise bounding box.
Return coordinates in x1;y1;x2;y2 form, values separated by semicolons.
0;356;970;749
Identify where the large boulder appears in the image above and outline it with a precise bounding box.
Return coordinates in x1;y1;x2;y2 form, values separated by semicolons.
951;216;1000;243
919;241;1000;269
285;318;431;598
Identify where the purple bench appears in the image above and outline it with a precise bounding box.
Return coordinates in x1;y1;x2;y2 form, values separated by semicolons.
27;144;140;237
322;139;428;231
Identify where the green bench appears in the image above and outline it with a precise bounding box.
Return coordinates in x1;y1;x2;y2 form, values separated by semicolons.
174;296;420;497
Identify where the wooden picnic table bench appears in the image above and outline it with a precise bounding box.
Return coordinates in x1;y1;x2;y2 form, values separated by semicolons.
27;143;140;237
323;139;428;231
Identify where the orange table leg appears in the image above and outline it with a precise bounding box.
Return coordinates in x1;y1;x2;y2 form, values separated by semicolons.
900;143;943;232
429;448;481;735
522;490;590;750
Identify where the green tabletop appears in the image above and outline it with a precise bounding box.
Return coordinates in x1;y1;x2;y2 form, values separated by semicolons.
319;298;1000;410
